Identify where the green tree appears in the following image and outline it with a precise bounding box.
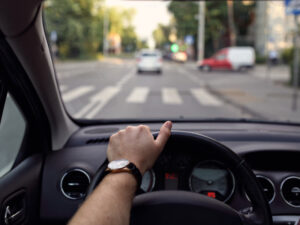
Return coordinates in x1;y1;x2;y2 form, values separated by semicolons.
167;1;255;57
121;26;137;52
152;24;171;49
44;0;104;59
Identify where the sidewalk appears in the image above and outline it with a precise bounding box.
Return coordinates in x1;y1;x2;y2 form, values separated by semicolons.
205;65;300;122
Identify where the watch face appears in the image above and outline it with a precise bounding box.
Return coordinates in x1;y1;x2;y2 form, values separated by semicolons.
108;159;130;170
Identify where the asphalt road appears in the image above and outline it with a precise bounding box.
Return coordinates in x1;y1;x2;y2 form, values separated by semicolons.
55;59;298;122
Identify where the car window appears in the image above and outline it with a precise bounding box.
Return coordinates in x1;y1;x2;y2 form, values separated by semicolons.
141;53;158;57
0;94;26;177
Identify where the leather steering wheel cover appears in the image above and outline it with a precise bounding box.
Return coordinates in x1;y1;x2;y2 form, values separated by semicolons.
131;190;242;225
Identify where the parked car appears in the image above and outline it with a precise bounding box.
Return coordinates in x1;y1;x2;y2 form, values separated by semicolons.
198;47;255;71
172;51;187;63
137;49;162;74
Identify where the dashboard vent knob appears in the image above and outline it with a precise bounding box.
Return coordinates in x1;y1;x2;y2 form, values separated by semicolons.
256;175;275;203
281;176;300;207
60;169;90;200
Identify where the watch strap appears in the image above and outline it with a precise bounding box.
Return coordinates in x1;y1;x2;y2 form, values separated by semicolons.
126;162;142;188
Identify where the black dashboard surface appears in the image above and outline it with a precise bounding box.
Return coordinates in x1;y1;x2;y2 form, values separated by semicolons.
40;122;300;223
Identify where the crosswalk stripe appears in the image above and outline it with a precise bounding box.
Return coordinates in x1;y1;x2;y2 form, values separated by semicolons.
191;88;223;106
62;86;94;103
126;87;149;103
162;87;182;104
85;86;121;119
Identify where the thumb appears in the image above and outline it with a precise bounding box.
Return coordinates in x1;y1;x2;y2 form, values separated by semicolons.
155;121;172;149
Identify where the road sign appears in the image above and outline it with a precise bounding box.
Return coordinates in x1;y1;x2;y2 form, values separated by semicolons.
285;0;300;15
184;35;194;45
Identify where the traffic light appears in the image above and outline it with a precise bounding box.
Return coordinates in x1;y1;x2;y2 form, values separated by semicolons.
170;43;179;53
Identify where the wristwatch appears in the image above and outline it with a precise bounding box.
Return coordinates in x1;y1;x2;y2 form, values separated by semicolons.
106;159;142;187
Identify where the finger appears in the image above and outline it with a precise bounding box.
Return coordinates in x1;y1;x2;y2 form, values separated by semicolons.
155;121;172;149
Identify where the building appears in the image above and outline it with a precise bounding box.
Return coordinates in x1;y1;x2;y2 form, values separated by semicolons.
255;1;295;56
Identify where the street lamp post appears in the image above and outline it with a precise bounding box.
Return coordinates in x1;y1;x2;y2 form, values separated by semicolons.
103;8;109;56
197;1;205;62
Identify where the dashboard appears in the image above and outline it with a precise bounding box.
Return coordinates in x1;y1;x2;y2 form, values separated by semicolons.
40;122;300;225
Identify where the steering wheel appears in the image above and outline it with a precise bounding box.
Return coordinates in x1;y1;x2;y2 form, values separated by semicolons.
87;131;272;225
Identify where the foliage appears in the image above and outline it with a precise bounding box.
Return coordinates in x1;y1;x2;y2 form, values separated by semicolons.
44;0;104;59
166;1;255;58
121;26;138;52
255;55;267;64
152;24;171;49
281;47;294;64
44;0;139;59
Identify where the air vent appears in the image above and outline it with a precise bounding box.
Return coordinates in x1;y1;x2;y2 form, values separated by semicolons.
256;175;275;203
281;176;300;207
86;137;109;145
60;169;90;200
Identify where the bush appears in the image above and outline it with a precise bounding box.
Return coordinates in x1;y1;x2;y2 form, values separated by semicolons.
256;55;267;64
281;47;293;64
290;60;300;86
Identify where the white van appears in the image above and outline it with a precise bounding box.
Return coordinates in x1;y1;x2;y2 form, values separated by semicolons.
198;47;255;71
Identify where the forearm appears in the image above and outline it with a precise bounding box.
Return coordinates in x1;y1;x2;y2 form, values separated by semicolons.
68;172;137;225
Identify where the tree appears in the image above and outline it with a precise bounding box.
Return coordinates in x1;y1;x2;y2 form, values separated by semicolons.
168;1;198;39
44;0;104;58
44;0;140;58
167;1;255;57
121;26;137;52
152;24;171;49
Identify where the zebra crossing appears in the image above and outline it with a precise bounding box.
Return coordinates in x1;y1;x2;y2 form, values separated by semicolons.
60;85;224;118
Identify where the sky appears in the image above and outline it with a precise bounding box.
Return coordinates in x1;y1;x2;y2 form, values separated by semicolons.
106;0;171;46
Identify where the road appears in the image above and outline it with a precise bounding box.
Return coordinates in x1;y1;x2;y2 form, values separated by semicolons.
55;59;300;122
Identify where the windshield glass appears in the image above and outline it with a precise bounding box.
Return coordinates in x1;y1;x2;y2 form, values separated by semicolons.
43;1;300;122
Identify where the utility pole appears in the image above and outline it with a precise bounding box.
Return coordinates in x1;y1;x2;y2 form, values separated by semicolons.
103;8;109;56
227;0;236;46
292;15;299;111
197;1;205;62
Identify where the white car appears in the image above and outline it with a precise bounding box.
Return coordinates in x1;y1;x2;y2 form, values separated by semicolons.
137;50;162;74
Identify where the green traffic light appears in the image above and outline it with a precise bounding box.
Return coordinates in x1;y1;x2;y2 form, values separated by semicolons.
171;44;179;53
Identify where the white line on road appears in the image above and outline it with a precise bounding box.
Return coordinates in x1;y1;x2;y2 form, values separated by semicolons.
162;87;182;105
73;69;135;118
191;88;223;106
85;86;121;119
126;87;149;103
178;68;204;86
62;86;95;103
116;70;135;87
74;86;121;118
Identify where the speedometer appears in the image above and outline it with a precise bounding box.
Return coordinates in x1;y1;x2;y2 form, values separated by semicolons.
189;161;235;202
140;169;155;192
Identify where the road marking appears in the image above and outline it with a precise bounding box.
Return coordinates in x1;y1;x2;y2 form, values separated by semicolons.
85;86;121;118
178;68;204;86
191;88;223;106
126;87;149;103
162;87;182;104
62;86;94;103
73;69;135;118
74;86;121;118
116;70;134;87
60;85;68;92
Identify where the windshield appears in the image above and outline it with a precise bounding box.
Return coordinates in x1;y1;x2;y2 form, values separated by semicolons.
43;1;300;122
